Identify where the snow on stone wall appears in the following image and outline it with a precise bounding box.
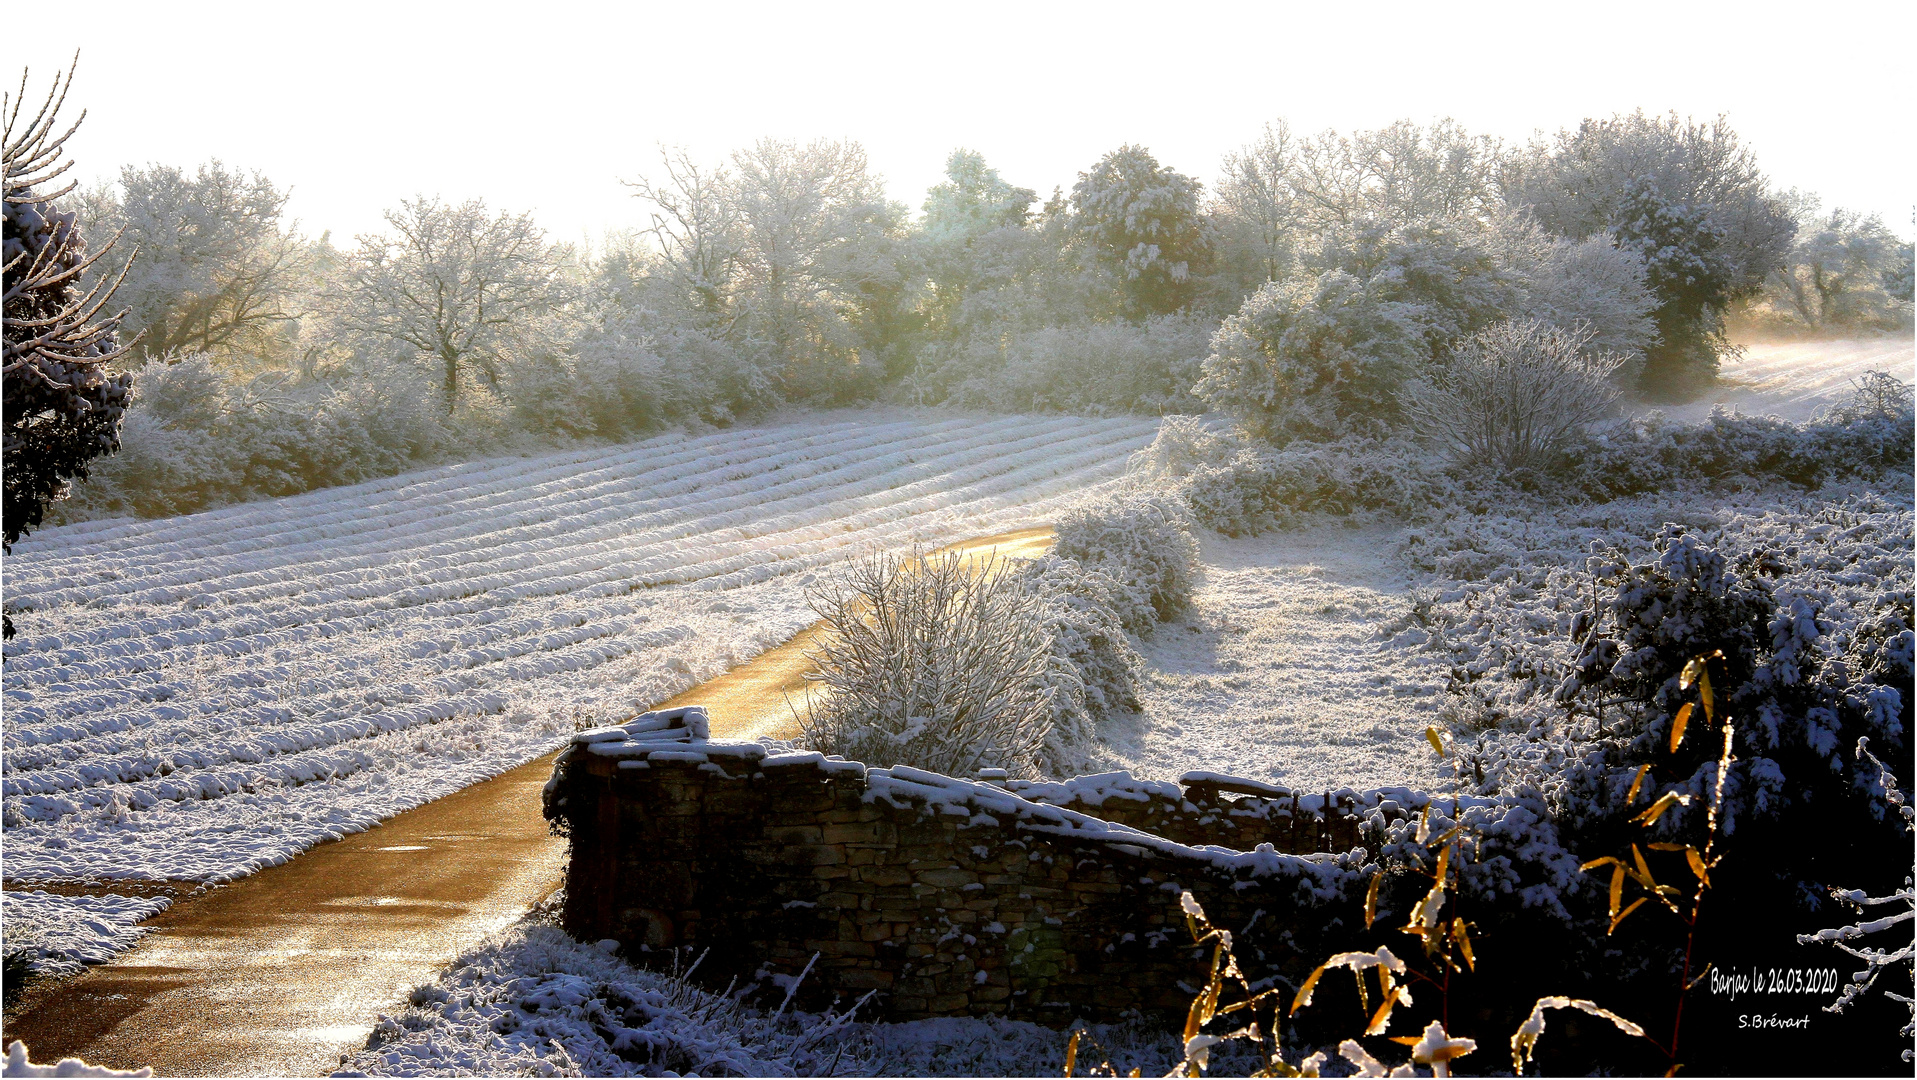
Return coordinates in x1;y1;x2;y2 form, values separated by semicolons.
545;708;1467;1024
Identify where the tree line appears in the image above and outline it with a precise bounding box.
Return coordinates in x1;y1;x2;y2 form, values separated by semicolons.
9;59;1916;542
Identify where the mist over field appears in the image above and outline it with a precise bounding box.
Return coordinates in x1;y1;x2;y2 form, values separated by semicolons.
3;17;1913;1079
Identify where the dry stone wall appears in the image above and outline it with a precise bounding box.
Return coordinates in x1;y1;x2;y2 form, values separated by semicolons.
545;707;1449;1024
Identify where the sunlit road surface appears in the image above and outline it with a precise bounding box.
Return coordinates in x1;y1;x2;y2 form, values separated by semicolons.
0;527;1053;1077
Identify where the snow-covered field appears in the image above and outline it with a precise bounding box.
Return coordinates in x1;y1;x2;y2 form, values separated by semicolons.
1101;524;1447;792
1;411;1156;892
1658;337;1914;422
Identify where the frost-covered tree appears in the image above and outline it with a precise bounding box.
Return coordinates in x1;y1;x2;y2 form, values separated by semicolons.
1070;145;1209;317
1196;271;1423;442
1292;118;1503;229
1750;194;1913;335
1490;212;1658;368
334;197;569;410
920;148;1036;242
626;139;906;401
1505;112;1795;399
727;138;909;398
623;148;741;325
3;62;137;635
1212;120;1306;289
81;161;306;362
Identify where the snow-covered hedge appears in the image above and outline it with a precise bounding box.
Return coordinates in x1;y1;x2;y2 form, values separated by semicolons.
1184;437;1447;536
1051;492;1199;631
1012;554;1144;771
1567;376;1914;498
52;356;486;521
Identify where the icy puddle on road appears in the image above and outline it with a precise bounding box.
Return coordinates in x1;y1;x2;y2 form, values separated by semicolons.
1101;522;1450;793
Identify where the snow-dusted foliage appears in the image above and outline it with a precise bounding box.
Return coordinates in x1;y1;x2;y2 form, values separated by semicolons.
1566;374;1913;498
1796;738;1914;1058
1051;491;1198;632
1402;319;1625;471
78;161;306;361
1408;495;1912;922
798;550;1056;778
1068;145;1209;318
1;413;1155;886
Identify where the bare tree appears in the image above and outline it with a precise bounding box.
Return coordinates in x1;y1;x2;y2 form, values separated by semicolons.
1215;120;1305;284
623;147;741;323
4;57;138;608
335;197;567;410
1401;319;1623;470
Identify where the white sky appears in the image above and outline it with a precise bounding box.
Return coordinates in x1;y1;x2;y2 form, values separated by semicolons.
25;0;1915;246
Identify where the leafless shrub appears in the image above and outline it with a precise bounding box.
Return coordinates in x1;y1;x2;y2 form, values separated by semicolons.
1403;319;1624;471
798;549;1056;778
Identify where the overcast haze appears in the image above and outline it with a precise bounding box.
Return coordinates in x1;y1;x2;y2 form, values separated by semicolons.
26;0;1917;245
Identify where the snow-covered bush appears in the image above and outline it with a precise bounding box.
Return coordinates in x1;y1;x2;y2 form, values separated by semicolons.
1010;555;1143;771
1194;271;1425;443
798;550;1056;779
1402;319;1625;471
1183;436;1446;536
52;355;474;520
1051;492;1198;631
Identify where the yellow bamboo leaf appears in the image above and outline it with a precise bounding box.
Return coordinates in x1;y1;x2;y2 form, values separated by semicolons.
1433;843;1450;888
1626;765;1652;804
1292;965;1328;1015
1679;656;1705;690
1686;847;1711;886
1581;856;1620;871
1353;968;1369;1015
1633;790;1689;825
1365;993;1398;1036
1609;864;1624;917
1426;726;1445;757
1608;896;1648;935
1669;702;1692;753
1699;668;1713;722
1451;918;1476;972
1388;1037;1421;1047
1630;844;1656;889
1647;843;1686;851
1065;1031;1080;1078
1364;870;1383;930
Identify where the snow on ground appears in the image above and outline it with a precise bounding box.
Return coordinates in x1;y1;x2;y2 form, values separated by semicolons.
331;902;1235;1079
1;891;172;978
1655;337;1914;422
1098;523;1448;793
2;411;1157;887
